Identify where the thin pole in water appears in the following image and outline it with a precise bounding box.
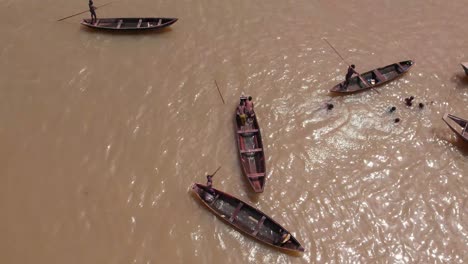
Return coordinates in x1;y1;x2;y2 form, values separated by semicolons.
57;2;115;22
214;80;225;104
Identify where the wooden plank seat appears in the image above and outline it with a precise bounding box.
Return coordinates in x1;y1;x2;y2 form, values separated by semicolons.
373;70;386;82
210;194;219;205
248;173;265;180
396;63;405;73
137;19;142;28
229;202;244;222
237;129;259;134
157;19;162;26
240;148;262;154
117;19;123;29
463;123;468;136
252;216;266;236
94;19;100;26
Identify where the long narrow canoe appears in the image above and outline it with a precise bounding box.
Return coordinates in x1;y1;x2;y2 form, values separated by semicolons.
442;113;468;143
81;17;178;30
192;183;305;253
330;60;414;94
235;96;266;193
461;63;468;76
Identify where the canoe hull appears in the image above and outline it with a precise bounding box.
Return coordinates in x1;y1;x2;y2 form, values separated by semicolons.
442;113;468;143
81;17;178;30
235;96;266;193
191;183;305;253
330;60;414;94
461;63;468;76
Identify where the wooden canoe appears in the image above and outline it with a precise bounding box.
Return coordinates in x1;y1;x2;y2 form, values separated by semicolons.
461;63;468;76
330;60;414;94
235;96;266;193
81;17;178;30
442;113;468;143
191;183;305;253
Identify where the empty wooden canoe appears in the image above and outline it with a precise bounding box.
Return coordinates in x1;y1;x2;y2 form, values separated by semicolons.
191;183;305;253
461;63;468;76
235;96;266;193
330;60;414;94
81;17;178;30
442;113;468;143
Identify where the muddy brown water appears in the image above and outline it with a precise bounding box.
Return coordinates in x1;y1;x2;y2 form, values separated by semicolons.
1;0;468;263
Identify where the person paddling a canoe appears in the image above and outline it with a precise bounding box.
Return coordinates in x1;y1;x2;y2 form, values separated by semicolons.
206;174;215;195
341;64;358;90
89;0;97;23
203;174;216;202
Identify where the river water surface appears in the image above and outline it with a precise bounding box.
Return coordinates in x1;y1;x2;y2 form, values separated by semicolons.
2;0;468;263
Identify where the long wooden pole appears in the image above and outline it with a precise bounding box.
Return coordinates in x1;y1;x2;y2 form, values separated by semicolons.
209;166;222;177
57;2;115;22
322;38;380;94
214;80;225;104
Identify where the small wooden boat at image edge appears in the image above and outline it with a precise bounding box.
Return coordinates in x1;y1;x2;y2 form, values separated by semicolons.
191;183;305;253
442;113;468;143
81;17;178;30
461;63;468;76
235;96;266;193
330;60;414;94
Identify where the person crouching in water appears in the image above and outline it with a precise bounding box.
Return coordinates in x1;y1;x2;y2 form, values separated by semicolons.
89;0;97;23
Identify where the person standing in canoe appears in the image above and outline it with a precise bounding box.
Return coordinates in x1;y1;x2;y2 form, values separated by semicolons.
89;0;97;23
236;100;247;127
206;174;215;195
245;96;255;117
342;64;358;89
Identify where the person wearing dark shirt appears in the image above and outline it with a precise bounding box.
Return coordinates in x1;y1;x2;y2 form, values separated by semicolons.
342;64;357;89
206;174;215;194
89;0;97;22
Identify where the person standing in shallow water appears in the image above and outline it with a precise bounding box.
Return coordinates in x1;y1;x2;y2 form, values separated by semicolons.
89;0;97;23
342;64;358;89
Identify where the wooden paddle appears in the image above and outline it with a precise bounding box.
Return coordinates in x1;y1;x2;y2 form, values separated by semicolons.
322;38;380;94
57;1;115;21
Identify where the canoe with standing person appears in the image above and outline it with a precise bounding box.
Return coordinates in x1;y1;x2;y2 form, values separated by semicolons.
235;95;266;193
330;60;415;94
191;182;305;253
81;0;177;31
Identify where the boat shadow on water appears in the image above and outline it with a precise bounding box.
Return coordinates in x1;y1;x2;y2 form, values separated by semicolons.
451;139;468;156
450;73;468;90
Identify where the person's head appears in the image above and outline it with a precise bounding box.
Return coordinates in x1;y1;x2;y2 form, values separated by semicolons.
419;103;424;109
351;64;355;69
248;96;252;101
207;175;213;180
